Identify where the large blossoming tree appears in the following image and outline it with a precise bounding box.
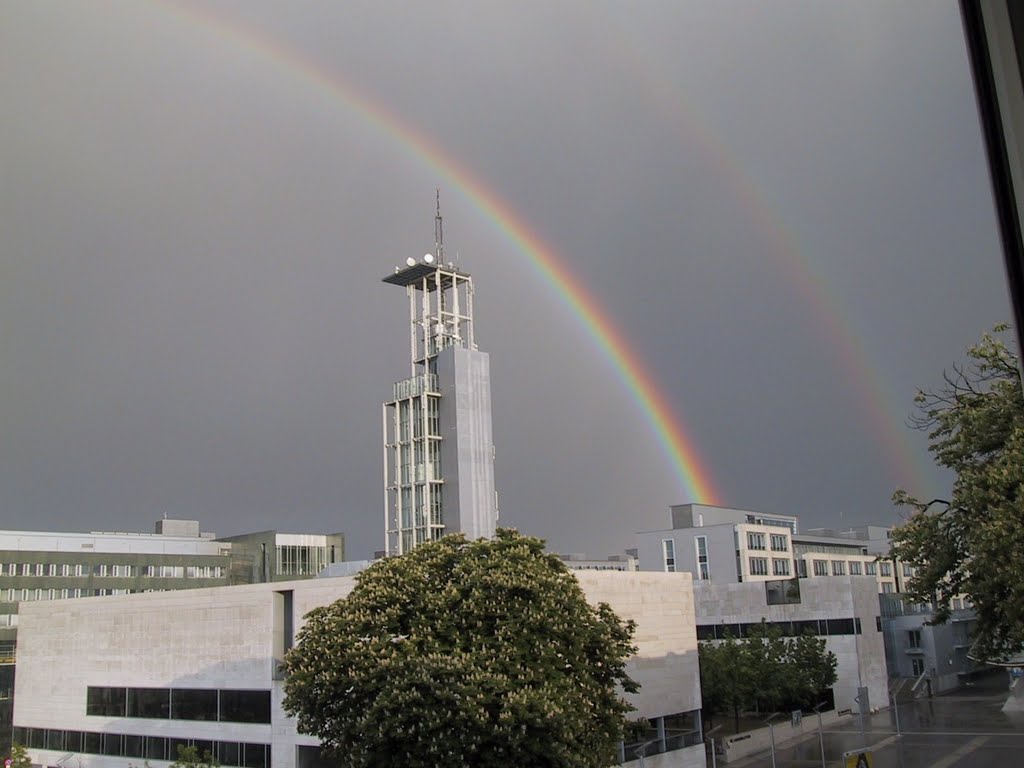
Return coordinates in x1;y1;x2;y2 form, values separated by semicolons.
282;529;639;768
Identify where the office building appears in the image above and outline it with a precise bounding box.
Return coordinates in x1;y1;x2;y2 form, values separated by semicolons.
381;204;497;555
0;520;345;753
637;503;988;698
215;531;344;584
635;504;899;593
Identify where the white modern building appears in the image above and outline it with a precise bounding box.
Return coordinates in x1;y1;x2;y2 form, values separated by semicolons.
381;203;498;555
12;571;706;768
693;576;889;713
636;504;900;594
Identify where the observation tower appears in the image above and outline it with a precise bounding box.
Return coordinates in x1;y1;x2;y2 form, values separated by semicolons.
381;197;497;555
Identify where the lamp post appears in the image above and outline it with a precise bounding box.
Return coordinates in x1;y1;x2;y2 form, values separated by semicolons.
704;725;722;768
813;701;828;768
763;712;782;768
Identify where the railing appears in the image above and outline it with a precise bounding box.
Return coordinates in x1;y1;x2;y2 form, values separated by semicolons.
0;642;15;665
392;373;439;400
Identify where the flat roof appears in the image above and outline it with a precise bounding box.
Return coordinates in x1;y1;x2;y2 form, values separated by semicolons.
382;262;470;287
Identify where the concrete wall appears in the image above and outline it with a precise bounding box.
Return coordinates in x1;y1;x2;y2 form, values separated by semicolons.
718;708;851;763
436;345;497;541
622;743;706;768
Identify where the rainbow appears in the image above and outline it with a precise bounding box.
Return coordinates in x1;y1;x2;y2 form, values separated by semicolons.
154;1;724;504
588;10;934;493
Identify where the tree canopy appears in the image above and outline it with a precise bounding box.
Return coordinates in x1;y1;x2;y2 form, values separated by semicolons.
891;324;1024;661
282;529;639;768
698;623;837;731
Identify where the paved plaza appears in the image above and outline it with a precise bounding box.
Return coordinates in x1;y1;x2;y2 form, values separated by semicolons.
723;672;1024;767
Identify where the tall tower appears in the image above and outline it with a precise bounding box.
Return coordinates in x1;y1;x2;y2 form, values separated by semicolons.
381;197;498;555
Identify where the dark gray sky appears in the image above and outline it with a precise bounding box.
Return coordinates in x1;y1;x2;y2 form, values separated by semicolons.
0;1;1012;560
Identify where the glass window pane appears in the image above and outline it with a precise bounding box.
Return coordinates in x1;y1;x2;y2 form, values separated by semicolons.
87;686;127;717
171;688;218;721
65;731;83;753
218;741;240;767
84;732;102;755
128;687;170;718
101;733;122;756
242;743;268;768
219;690;271;724
145;736;167;760
124;734;144;758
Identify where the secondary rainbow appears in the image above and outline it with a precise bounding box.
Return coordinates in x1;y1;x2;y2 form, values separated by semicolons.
155;1;723;505
589;10;933;493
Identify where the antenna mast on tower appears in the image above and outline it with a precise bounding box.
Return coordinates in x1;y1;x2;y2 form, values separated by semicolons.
434;189;444;263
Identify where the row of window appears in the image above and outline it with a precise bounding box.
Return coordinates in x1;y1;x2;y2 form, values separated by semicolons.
12;727;269;768
696;617;864;641
748;557;791;576
1;563;225;578
663;537;712;580
87;687;270;724
807;559;887;577
746;533;789;552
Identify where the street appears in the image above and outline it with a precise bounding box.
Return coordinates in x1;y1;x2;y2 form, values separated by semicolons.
725;673;1024;767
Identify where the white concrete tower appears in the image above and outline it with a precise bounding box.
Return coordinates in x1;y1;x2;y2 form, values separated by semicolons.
382;196;497;555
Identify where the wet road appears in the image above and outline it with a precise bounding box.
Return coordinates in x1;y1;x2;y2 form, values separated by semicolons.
722;674;1024;767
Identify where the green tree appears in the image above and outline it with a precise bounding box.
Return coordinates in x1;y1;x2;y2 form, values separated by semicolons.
743;622;789;714
169;745;218;768
891;324;1024;661
9;743;31;768
282;529;639;768
785;633;839;709
698;633;753;732
699;625;837;731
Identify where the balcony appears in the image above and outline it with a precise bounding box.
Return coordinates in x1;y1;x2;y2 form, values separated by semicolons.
391;373;439;400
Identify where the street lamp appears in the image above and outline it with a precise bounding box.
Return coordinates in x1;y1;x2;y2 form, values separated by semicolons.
812;701;828;768
704;724;722;768
763;712;782;768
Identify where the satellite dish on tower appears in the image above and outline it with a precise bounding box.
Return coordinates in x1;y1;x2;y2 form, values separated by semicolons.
423;253;435;264
405;257;416;267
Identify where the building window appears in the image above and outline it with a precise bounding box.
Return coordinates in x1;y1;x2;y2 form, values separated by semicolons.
93;564;107;577
796;559;807;578
662;540;676;573
772;558;790;576
47;564;57;576
882;582;895;593
87;687;127;717
695;536;710;580
813;560;828;576
832;561;846;576
849;561;862;575
277;545;328;577
880;562;892;577
912;658;925;676
749;557;768;576
770;534;788;552
865;561;877;575
908;629;922;648
20;564;31;576
747;532;766;550
903;564;915;577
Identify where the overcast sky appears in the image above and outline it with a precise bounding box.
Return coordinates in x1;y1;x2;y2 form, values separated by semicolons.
0;1;1012;560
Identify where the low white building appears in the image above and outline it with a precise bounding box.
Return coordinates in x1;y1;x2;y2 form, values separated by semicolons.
693;576;888;713
13;570;707;768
